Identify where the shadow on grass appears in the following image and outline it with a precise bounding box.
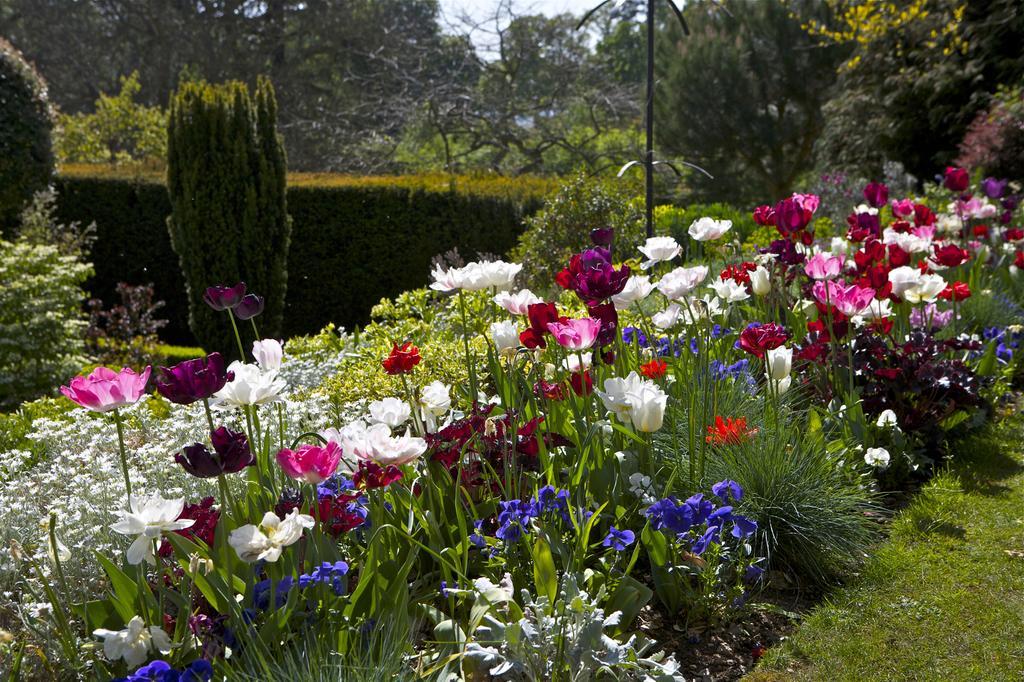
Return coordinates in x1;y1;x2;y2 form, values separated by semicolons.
953;437;1024;496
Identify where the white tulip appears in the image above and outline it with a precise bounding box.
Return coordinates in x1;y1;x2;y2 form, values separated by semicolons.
710;278;751;303
656;266;709;300
887;266;922;298
109;495;195;566
596;371;668;433
688;217;732;241
93;615;173;668
229;509;315;563
611;275;654;310
903;274;947;304
350;423;427;466
252;338;283;371
766;346;792;382
489;320;520;356
368;397;411;428
418;381;452;433
749;266;771;296
493;288;542;315
638;236;681;269
213;361;287;407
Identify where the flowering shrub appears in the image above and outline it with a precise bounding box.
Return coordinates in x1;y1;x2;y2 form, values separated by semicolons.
3;165;1023;680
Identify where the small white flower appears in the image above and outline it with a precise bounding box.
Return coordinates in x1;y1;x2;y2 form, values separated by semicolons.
368;397;411;428
864;447;891;469
688;216;732;241
493;288;542;315
652;303;682;330
109;495;195;566
228;509;315;563
252;339;284;371
638;236;681;269
93;615;173;668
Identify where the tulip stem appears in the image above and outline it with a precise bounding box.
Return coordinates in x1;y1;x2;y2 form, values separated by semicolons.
228;311;247;361
202;399;216;433
112;408;132;500
250;318;261;341
457;290;479;403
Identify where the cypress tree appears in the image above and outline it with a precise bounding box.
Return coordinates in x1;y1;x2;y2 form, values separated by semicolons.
166;77;291;354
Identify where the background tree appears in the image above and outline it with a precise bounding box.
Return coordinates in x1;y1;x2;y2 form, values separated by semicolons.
56;71;166;166
656;0;846;205
0;37;53;232
805;0;1024;180
167;77;290;354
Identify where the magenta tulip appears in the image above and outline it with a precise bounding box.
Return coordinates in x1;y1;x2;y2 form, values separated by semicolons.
276;442;344;484
546;317;601;351
60;366;151;412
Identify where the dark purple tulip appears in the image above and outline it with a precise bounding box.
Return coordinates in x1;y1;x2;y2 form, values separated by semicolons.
155;352;233;405
203;283;246;311
1001;210;1014;225
234;293;265;320
587;302;618;348
982;177;1008;199
175;427;253;478
773;197;811;234
862;181;888;209
575;261;630;304
590;228;614;246
1002;195;1019;211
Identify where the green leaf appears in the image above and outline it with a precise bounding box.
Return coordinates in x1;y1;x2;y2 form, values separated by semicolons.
94;552;141;623
532;536;558;603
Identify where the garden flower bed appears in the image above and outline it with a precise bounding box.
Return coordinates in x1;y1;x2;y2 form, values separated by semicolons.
2;167;1023;681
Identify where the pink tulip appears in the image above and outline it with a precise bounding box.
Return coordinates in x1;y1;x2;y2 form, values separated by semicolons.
804;253;843;280
811;281;876;317
546;317;601;351
891;199;915;218
276;442;343;484
60;366;151;412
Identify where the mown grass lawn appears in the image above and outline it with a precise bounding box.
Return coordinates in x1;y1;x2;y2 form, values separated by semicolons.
749;411;1024;682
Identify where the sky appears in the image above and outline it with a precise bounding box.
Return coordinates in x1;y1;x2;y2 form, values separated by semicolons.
438;0;600;26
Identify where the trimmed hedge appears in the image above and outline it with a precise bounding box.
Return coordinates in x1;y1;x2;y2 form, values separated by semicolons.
53;170;555;344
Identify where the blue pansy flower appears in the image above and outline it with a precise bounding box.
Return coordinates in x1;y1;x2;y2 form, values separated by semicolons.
602;527;636;551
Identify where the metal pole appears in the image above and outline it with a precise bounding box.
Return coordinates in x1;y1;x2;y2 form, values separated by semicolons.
645;0;655;238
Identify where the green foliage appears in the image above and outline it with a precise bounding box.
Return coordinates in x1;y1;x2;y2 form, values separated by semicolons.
0;236;92;408
657;0;846;204
55;72;166;167
510;172;644;291
0;38;54;232
167;77;291;354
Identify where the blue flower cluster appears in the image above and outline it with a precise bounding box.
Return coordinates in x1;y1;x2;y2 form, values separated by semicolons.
485;485;592;546
983;326;1023;363
645;479;757;555
253;560;350;610
113;659;213;682
622;326;732;359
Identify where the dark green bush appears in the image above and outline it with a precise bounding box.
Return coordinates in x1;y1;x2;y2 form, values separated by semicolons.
52;171;548;344
167;77;291;354
510;172;644;292
0;38;54;233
